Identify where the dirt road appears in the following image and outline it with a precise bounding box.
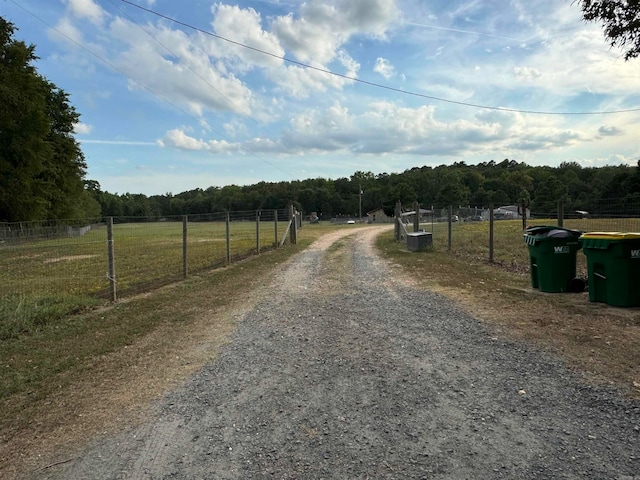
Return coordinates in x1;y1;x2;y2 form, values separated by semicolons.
43;226;640;479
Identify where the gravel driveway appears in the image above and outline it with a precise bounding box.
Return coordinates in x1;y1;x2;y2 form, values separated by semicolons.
49;227;640;479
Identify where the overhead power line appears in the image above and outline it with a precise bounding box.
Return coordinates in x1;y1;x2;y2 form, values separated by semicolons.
120;0;640;116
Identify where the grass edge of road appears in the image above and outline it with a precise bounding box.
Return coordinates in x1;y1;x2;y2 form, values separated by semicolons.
375;230;640;400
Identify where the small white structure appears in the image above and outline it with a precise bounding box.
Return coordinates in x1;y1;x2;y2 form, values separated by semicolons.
494;205;530;220
400;208;433;224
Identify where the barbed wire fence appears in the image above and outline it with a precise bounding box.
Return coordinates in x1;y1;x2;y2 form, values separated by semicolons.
0;207;299;305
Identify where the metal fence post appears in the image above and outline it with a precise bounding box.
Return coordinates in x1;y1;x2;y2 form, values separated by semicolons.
448;205;453;251
414;201;420;232
256;210;261;254
274;209;278;247
226;212;231;265
489;203;494;263
107;217;116;302
182;215;188;279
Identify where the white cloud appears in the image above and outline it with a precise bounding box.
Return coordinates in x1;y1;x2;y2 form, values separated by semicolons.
158;100;598;160
337;50;360;78
73;122;92;135
26;0;640;196
49;17;84;45
211;4;284;69
108;17;256;117
64;0;106;26
513;66;541;79
159;129;236;153
271;0;398;64
374;57;395;79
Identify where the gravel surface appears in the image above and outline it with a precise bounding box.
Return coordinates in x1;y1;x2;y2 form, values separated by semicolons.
47;227;640;479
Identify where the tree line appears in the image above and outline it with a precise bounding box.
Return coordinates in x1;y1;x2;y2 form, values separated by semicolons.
85;159;640;221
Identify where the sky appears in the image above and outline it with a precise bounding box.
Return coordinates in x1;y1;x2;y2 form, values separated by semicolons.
3;0;640;196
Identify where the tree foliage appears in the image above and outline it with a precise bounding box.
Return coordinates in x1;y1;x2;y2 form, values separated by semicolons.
83;159;640;221
0;17;88;222
577;0;640;60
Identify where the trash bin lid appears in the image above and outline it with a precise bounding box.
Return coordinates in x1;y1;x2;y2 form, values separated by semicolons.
524;226;582;246
579;232;640;250
525;225;582;237
579;232;640;240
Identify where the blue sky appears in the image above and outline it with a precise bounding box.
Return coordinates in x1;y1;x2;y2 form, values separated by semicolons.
4;0;640;195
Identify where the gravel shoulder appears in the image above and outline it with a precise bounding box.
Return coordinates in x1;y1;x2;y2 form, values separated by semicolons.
41;226;640;479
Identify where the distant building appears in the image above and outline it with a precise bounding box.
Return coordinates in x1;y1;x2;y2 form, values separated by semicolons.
367;207;393;224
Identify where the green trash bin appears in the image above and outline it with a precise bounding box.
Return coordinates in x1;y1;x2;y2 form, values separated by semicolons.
524;226;583;293
579;232;640;307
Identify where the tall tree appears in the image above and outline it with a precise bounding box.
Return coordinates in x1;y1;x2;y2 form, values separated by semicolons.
577;0;640;60
0;17;87;221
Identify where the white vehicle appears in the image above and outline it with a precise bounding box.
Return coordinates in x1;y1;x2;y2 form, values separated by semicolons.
346;220;356;224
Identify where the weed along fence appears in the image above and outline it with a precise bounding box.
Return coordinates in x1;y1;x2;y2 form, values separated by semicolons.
393;198;640;278
0;208;298;305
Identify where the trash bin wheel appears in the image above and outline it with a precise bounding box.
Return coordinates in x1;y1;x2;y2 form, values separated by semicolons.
567;277;586;293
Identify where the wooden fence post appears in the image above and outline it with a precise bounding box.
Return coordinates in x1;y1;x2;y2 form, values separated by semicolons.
226;212;231;265
489;203;494;263
414;201;420;232
107;217;116;302
182;215;188;279
558;198;564;227
289;204;297;245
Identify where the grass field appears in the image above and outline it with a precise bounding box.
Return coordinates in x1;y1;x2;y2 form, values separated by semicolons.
415;217;640;277
0;219;290;340
4;217;638;341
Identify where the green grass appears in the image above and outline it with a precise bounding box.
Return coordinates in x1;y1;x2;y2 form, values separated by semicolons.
0;220;292;337
0;223;336;423
3;217;633;342
0;294;103;341
413;218;640;275
0;221;290;297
